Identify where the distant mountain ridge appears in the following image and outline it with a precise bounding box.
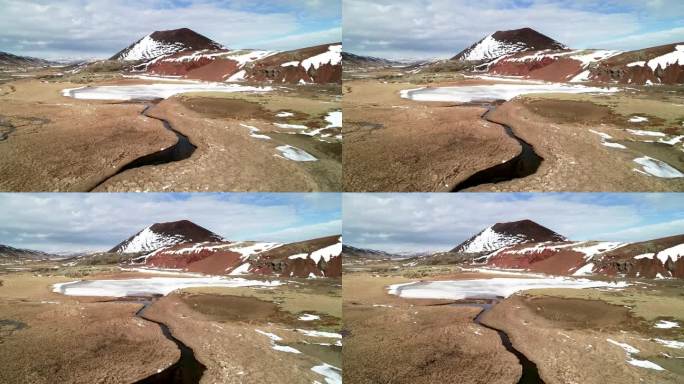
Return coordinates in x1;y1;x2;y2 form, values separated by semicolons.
0;51;52;67
0;244;56;261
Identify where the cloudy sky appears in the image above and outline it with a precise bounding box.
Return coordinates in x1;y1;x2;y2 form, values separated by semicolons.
343;193;684;253
344;0;684;59
0;193;341;253
0;0;341;59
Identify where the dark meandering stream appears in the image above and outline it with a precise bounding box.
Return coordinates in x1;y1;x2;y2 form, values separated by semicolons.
392;281;544;383
88;101;196;191
119;297;206;384
452;300;544;384
451;102;543;191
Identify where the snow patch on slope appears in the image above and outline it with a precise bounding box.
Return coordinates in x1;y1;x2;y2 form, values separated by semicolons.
461;35;528;61
118;227;187;253
459;227;528;253
119;35;187;61
301;44;342;70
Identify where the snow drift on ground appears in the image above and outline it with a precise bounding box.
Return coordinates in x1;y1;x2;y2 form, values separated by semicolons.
311;363;342;384
276;145;317;161
62;83;272;101
400;83;617;103
388;277;628;300
52;277;281;297
633;156;684;178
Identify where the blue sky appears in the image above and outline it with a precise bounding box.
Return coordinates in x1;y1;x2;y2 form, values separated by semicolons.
343;193;684;253
0;0;341;59
344;0;684;59
0;193;341;253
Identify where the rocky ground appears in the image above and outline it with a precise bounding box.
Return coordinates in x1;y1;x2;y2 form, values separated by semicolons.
0;262;342;384
343;67;684;192
0;271;178;384
343;79;519;191
343;273;520;384
0;70;341;192
342;260;684;384
482;283;684;384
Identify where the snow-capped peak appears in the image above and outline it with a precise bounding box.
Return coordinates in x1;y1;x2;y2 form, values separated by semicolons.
461;35;528;61
117;35;187;61
458;226;528;253
111;28;225;61
116;226;187;253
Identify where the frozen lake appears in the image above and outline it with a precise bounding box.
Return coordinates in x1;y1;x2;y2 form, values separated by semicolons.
53;277;282;297
388;277;627;300
62;83;272;101
400;83;618;103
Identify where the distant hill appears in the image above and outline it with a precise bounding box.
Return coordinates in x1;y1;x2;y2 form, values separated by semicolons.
342;52;398;69
0;244;56;261
0;51;51;67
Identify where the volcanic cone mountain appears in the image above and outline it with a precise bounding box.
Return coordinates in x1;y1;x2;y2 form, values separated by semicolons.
110;220;224;253
451;219;567;254
453;27;567;61
111;28;224;61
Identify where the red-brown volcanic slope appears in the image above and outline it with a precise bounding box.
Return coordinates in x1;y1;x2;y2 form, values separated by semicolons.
593;43;684;85
144;43;341;84
135;235;342;278
482;234;683;278
596;234;684;278
486;242;587;275
251;235;342;278
488;42;684;85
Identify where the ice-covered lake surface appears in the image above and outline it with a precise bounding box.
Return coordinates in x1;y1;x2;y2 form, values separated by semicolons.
62;83;272;101
400;83;618;103
52;277;282;297
388;277;628;300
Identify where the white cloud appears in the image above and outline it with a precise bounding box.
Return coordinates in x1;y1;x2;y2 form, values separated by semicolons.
343;0;679;59
342;194;683;253
0;0;339;59
0;193;340;252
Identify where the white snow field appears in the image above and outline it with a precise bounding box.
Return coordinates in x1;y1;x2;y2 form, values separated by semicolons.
62;83;272;101
400;83;617;103
633;156;684;178
52;277;282;297
276;145;318;162
388;277;628;300
239;123;271;140
607;339;665;371
301;44;342;70
311;363;342;384
298;314;320;321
